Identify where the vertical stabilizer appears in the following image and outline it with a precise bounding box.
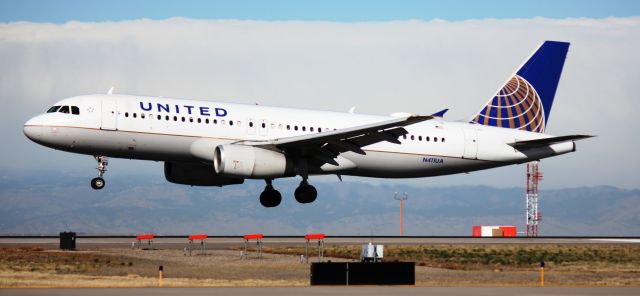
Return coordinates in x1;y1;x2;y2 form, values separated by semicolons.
470;41;569;133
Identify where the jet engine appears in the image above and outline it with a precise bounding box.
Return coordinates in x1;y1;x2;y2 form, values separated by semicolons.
164;161;244;186
214;144;293;178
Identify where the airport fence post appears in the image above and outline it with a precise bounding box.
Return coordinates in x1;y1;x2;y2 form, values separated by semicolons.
540;260;545;287
305;240;309;263
242;239;247;259
346;262;349;286
158;265;163;287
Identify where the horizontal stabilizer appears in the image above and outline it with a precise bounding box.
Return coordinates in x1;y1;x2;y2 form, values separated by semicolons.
508;135;593;150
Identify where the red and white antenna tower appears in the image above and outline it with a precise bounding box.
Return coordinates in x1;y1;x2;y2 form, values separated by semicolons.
526;161;543;237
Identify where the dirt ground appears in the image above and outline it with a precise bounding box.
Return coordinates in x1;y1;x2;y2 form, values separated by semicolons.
0;247;308;287
0;244;638;287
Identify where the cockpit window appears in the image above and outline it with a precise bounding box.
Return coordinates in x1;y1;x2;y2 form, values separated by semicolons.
47;105;80;115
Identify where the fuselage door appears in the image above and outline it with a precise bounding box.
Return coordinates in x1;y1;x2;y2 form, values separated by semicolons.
462;128;478;159
101;97;117;130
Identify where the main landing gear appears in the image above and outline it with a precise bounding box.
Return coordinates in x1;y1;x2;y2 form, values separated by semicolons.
90;155;108;190
260;179;282;208
259;178;318;208
294;179;317;204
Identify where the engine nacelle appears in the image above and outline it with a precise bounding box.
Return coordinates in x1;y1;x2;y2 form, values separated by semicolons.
214;144;291;178
164;162;244;186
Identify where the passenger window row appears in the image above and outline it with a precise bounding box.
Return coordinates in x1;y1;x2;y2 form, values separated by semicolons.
124;112;240;126
122;112;337;134
121;111;445;143
47;105;80;115
249;121;334;133
403;134;445;143
284;124;336;133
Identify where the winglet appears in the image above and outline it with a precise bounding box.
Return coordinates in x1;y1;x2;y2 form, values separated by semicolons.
431;109;448;117
107;87;114;95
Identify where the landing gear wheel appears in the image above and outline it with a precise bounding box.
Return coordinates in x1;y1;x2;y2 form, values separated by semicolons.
294;181;317;204
91;155;109;190
91;177;105;190
260;188;282;208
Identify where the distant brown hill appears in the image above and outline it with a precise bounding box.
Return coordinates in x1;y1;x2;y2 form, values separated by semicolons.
0;174;638;236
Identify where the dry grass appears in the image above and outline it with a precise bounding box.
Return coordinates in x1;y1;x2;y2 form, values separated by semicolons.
0;247;307;288
264;244;640;287
265;244;640;271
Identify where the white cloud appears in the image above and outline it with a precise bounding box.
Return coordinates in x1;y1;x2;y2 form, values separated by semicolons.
1;17;638;188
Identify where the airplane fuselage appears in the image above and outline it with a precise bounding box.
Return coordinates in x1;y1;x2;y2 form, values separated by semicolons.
24;94;575;179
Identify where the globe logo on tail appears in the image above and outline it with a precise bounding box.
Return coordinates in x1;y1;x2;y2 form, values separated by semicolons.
471;75;546;133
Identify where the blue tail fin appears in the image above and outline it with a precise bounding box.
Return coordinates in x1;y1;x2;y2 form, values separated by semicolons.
470;41;570;133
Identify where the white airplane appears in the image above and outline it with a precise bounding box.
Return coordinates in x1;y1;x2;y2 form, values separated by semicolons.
24;41;591;207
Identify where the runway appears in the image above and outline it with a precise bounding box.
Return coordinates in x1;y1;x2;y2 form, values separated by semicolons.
2;287;640;296
1;236;638;250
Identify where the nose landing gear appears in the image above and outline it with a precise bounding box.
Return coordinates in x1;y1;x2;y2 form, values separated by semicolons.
90;177;105;190
90;155;108;190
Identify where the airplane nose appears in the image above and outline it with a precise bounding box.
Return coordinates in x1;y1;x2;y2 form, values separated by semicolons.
23;117;42;141
23;123;37;141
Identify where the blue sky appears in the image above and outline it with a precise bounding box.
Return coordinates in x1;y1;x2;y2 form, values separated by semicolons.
1;1;639;189
0;0;638;23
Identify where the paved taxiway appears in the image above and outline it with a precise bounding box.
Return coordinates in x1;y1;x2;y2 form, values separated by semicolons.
3;287;640;296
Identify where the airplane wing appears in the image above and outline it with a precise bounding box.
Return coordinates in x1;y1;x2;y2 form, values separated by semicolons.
234;115;433;165
508;135;594;150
